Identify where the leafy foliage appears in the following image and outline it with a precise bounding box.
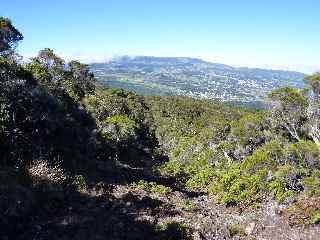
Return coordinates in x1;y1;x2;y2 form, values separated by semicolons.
72;174;88;192
283;196;320;225
0;17;23;54
268;87;308;141
132;180;172;194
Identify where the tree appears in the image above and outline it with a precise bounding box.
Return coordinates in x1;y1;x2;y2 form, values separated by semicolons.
305;73;320;97
27;50;95;100
67;60;95;99
268;87;308;141
0;17;23;55
26;48;65;85
304;73;320;149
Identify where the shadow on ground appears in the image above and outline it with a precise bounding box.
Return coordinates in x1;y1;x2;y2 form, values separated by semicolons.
0;167;190;240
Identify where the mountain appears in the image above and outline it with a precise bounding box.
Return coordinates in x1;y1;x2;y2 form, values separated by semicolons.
90;56;306;107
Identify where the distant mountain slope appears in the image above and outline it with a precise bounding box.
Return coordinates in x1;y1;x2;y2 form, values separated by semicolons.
90;56;305;106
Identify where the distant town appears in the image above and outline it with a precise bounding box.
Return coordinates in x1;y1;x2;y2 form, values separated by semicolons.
91;56;305;107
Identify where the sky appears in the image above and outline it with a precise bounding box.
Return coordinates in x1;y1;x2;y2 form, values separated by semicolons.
2;0;320;73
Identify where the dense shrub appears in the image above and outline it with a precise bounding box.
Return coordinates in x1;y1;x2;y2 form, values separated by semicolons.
288;140;320;168
132;180;172;194
101;114;138;143
283;196;320;225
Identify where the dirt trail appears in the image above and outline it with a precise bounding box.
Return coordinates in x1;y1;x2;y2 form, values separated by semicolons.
4;165;320;240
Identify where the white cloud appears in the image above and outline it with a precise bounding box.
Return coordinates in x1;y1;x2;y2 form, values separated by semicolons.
254;64;320;74
200;54;320;74
21;51;320;74
58;52;114;63
21;51;114;63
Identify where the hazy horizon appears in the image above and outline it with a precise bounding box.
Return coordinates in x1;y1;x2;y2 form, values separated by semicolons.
54;53;317;74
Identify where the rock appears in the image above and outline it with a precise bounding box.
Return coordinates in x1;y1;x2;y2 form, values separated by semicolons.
245;222;256;235
266;171;273;181
283;196;296;205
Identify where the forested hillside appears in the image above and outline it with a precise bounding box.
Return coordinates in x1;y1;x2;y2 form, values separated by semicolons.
1;17;319;239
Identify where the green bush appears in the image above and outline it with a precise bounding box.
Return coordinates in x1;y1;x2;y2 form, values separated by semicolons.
208;163;265;204
180;199;195;212
303;170;320;197
155;220;190;240
228;223;247;237
241;140;284;170
132;180;172;194
101;115;138;141
283;196;320;225
267;180;294;202
158;160;185;177
186;165;215;191
231;112;266;146
288;140;320;168
72;175;87;192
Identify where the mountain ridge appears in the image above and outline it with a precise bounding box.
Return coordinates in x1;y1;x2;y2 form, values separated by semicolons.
93;55;306;74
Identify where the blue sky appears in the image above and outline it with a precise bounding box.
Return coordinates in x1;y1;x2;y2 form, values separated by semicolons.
2;0;320;73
